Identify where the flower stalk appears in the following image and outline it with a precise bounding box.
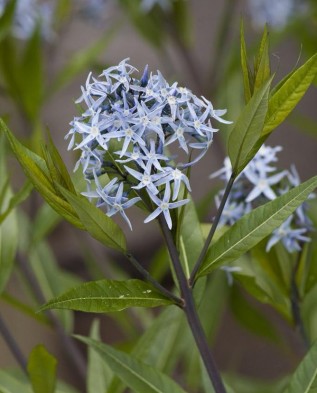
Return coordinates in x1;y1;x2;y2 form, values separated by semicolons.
158;215;227;393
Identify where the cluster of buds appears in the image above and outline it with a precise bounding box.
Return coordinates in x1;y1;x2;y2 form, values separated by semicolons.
212;145;314;252
66;58;230;229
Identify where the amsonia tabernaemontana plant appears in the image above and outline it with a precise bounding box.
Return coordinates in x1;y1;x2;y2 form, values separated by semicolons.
1;18;317;393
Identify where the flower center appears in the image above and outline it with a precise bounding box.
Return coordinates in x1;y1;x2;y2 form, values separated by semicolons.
91;126;99;137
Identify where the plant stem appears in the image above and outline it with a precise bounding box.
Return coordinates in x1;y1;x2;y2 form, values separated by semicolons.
290;249;310;350
158;215;227;393
125;252;184;307
190;173;235;286
17;253;87;383
0;313;27;373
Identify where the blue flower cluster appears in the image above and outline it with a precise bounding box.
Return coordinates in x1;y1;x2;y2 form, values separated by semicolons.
247;0;307;30
67;58;230;230
0;0;54;41
212;145;313;252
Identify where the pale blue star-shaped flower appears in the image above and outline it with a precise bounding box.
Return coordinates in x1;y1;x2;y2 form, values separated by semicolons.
144;183;189;229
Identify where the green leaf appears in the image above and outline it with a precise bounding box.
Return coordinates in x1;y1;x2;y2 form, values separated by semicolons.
0;180;33;225
51;29;116;92
29;240;78;332
87;319;113;393
1;120;83;229
197;175;317;278
170;0;191;46
230;285;279;343
19;27;43;121
263;53;317;135
59;186;127;252
0;0;16;42
107;308;184;393
284;341;317;393
228;78;271;175
77;336;189;393
118;0;164;48
178;199;204;278
224;373;288;393
233;255;291;320
42;130;76;193
30;203;61;246
40;279;173;313
0;189;18;295
253;25;270;94
27;345;57;393
0;370;32;393
0;134;18;294
240;21;252;103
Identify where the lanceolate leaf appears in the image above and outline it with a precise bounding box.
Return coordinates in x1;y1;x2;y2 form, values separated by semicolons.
27;345;57;393
228;78;271;175
253;25;270;94
1;120;83;229
263;53;317;135
284;341;317;393
59;187;127;252
197;175;317;278
40;279;173;313
0;134;18;295
87;320;113;393
0;180;32;225
240;21;252;103
0;0;17;41
77;336;189;393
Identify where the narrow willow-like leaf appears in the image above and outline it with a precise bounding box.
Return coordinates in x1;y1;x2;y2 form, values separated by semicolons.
253;25;270;94
41;130;76;195
40;279;173;313
0;180;32;225
0;134;18;295
0;0;16;41
107;308;184;393
20;27;43;121
0;369;79;393
228;78;271;175
0;189;18;295
77;336;188;393
59;186;127;252
284;341;317;393
197;175;317;278
240;21;252;103
118;0;164;48
87;320;113;393
27;345;57;393
263;53;317;135
1;120;83;228
0;370;33;393
29;240;78;332
230;285;279;343
52;29;116;92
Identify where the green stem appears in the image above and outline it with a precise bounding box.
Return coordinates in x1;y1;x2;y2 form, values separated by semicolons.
0;313;27;373
158;216;227;393
125;252;184;307
290;248;310;350
190;173;235;286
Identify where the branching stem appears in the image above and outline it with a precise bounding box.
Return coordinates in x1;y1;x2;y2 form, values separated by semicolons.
125;252;184;306
0;313;27;373
158;215;227;393
190;173;235;286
